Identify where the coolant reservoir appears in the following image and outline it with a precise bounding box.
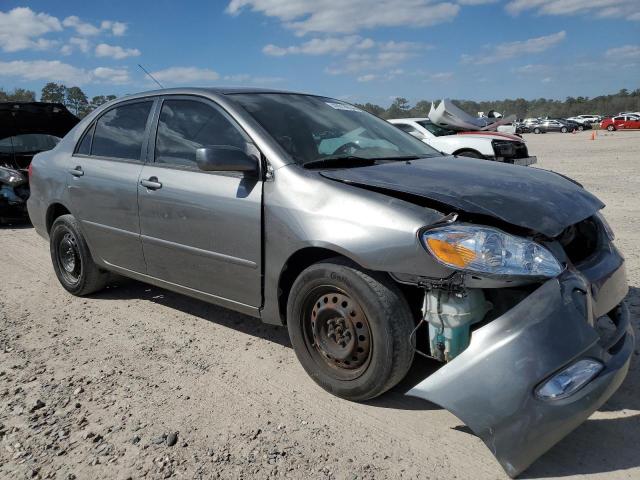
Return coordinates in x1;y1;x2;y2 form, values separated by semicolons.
425;289;490;362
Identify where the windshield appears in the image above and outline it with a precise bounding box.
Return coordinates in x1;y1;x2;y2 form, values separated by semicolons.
230;93;440;165
416;120;456;137
0;134;60;154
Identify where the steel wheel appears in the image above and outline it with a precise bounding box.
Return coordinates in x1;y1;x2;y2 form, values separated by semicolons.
304;288;372;380
56;229;82;285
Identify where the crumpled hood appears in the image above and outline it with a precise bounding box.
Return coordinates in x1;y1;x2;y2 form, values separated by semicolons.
320;156;604;238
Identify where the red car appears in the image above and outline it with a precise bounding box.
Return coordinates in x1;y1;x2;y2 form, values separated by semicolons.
600;115;640;131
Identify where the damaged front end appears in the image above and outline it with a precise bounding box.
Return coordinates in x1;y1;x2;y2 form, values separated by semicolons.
401;213;632;477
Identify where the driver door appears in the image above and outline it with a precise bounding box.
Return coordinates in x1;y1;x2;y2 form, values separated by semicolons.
137;96;262;308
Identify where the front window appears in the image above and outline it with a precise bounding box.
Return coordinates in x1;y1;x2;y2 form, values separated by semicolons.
0;134;60;154
230;93;439;166
417;120;456;137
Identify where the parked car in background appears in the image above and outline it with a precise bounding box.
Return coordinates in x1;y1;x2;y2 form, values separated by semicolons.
388;118;536;166
0;102;79;223
575;115;602;124
566;117;593;130
531;119;576;134
27;87;632;478
601;115;640;131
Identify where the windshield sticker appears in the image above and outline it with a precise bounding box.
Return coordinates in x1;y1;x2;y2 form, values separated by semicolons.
325;102;363;112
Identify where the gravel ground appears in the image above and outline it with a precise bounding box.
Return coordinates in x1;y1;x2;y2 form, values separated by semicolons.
1;129;639;480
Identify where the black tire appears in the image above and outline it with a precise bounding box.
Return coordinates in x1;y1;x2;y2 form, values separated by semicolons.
50;214;109;296
533;127;541;134
561;127;568;133
287;258;415;401
607;125;615;131
578;125;584;131
456;150;483;159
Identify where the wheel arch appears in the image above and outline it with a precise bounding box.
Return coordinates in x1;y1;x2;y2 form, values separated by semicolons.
452;148;484;159
45;202;72;234
277;247;357;325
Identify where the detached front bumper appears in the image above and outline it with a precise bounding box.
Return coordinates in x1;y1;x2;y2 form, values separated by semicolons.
407;256;633;477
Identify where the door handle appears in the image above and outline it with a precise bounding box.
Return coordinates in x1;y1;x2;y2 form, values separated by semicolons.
69;166;84;177
140;177;162;190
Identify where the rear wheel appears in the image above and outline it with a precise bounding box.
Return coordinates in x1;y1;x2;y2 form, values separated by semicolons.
50;214;110;296
287;258;415;401
561;127;568;133
533;127;541;134
578;125;584;131
607;125;615;131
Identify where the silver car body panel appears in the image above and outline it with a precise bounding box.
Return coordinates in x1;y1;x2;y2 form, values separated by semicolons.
26;88;634;477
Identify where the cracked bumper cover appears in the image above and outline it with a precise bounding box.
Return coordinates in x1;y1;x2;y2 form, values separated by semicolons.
407;254;634;477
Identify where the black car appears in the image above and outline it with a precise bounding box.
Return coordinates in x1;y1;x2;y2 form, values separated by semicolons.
531;119;577;134
0;102;78;223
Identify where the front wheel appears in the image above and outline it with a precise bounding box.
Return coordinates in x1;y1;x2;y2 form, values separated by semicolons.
607;125;615;131
578;125;584;131
287;259;415;401
533;127;541;134
561;127;568;133
50;214;110;296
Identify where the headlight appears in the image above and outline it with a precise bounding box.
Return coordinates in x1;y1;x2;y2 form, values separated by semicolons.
596;211;615;241
491;140;516;157
0;166;26;186
421;225;563;277
535;359;603;400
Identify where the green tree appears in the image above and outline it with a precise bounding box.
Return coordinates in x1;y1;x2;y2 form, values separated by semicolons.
65;86;89;116
385;97;411;118
1;88;37;101
41;82;66;103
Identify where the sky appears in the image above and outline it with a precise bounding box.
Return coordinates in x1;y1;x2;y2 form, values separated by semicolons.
0;0;639;106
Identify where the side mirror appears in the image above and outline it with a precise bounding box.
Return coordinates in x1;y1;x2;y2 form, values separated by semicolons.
196;146;257;174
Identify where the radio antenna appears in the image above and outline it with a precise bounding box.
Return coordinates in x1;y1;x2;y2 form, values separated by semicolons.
138;64;164;89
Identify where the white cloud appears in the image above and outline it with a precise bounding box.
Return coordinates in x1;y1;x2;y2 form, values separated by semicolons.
428;71;453;81
62;15;101;36
506;0;640;21
263;35;374;56
91;67;130;84
95;43;141;59
357;74;378;82
462;30;566;64
100;20;127;36
605;44;640;61
0;7;62;52
150;67;221;84
0;59;132;85
227;0;460;35
61;37;91;55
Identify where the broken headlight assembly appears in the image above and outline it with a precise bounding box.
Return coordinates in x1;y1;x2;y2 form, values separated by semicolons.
421;225;563;278
0;166;26;186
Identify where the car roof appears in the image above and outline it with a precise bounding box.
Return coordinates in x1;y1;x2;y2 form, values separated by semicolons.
109;87;314;103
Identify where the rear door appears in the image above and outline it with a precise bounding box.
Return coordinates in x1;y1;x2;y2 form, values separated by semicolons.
68;99;155;272
137;96;262;307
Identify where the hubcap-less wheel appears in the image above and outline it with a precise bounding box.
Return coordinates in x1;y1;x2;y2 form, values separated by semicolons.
306;289;372;380
57;230;82;284
534;128;540;134
607;125;615;131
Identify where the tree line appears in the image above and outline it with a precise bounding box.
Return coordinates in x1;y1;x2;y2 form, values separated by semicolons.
2;84;638;120
0;83;116;117
355;88;640;120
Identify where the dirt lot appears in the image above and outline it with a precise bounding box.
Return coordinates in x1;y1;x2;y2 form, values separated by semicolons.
1;129;639;480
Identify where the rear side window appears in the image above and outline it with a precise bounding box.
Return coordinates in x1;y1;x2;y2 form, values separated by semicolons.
155;99;246;168
92;101;153;160
75;124;93;155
